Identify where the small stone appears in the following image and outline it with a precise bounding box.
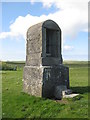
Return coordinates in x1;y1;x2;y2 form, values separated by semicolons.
63;94;79;98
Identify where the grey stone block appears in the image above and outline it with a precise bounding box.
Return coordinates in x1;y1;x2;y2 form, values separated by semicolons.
23;20;70;99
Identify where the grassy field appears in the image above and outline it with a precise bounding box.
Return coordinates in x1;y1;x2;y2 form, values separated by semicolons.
0;61;25;71
1;61;89;119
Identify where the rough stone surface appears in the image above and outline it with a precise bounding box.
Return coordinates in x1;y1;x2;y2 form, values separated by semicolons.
23;66;42;96
23;19;70;99
54;85;67;99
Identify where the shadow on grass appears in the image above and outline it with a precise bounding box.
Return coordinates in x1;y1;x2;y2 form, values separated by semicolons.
70;86;89;94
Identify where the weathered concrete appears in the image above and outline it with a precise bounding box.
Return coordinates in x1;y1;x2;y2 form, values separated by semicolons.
23;20;70;99
63;93;79;98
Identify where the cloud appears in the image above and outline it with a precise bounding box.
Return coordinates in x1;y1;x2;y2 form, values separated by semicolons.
64;45;74;50
30;0;89;9
0;0;88;41
0;14;49;40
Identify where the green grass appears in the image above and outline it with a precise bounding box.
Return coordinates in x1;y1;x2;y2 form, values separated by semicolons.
0;61;25;71
2;61;89;118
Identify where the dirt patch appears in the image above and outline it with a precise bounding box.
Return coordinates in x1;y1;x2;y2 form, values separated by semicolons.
52;98;69;104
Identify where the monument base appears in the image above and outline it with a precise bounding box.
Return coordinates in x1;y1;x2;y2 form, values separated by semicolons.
23;65;69;99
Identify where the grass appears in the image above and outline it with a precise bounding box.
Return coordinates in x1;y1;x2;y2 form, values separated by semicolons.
0;61;25;71
2;61;89;119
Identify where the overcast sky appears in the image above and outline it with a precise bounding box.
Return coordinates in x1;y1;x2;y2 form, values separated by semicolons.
0;0;88;61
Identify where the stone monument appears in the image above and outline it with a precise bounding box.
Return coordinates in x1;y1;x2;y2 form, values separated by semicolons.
23;20;70;99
